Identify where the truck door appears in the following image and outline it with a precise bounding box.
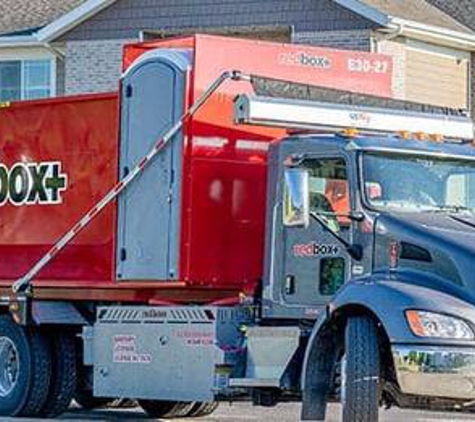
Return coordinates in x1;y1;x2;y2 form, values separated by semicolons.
281;157;352;308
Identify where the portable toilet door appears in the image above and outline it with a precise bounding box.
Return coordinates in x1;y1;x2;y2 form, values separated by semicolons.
116;49;190;281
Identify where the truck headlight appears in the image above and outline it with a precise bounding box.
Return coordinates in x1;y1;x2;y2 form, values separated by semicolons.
406;310;474;340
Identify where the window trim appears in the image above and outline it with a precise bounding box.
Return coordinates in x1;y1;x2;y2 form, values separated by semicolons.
0;50;56;101
359;150;475;213
299;153;354;214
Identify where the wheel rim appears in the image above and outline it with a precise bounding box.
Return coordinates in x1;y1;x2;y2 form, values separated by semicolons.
0;337;19;397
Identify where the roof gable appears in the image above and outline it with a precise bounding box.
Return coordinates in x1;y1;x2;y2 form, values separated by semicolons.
427;0;475;32
0;0;87;36
360;0;473;34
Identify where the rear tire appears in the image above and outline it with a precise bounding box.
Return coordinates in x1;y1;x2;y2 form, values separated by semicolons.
40;332;77;417
0;315;52;417
139;400;193;418
74;389;115;410
112;398;136;408
172;402;195;417
342;316;380;422
187;402;219;417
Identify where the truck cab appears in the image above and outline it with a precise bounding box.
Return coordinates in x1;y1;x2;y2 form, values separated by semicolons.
264;133;475;420
233;90;475;420
265;134;475;317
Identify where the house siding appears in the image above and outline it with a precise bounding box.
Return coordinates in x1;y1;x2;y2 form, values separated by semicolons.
292;29;372;51
60;0;377;41
65;39;132;94
427;1;475;114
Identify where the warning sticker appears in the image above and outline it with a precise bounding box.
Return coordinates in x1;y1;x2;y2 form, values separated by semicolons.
113;335;152;364
175;330;214;346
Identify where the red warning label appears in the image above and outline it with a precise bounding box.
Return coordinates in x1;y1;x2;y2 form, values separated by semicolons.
113;335;152;364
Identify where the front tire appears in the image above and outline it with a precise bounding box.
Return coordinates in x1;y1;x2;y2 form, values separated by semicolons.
342;316;380;422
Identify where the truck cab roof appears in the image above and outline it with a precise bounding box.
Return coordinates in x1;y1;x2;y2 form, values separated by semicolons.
285;133;475;160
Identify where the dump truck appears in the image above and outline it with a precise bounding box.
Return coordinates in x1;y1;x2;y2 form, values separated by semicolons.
0;34;475;422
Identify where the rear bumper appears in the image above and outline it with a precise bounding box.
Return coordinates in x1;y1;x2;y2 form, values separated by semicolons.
392;345;475;400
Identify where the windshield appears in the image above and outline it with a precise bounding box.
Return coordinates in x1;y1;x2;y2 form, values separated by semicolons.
362;152;475;213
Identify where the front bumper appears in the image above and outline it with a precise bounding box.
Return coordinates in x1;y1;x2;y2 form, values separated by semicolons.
393;345;475;400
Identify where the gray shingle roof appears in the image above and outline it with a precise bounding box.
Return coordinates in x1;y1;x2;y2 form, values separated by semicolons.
0;0;87;36
360;0;474;34
0;0;473;40
427;0;475;32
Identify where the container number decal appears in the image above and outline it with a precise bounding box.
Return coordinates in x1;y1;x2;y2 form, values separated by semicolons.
0;161;67;207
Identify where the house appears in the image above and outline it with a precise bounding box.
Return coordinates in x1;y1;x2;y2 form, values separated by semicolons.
1;0;475;112
0;0;86;101
425;1;475;110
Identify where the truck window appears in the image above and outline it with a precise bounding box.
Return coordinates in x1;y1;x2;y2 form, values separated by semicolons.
363;152;475;213
305;158;350;231
446;173;475;209
283;168;310;227
320;257;345;295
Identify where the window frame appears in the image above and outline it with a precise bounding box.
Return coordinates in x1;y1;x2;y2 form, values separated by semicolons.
302;155;352;219
359;150;475;213
0;50;56;102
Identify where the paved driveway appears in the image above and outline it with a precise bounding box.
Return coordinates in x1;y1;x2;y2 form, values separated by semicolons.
8;403;475;421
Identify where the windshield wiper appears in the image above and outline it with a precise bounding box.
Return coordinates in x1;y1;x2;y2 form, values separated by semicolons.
428;205;474;214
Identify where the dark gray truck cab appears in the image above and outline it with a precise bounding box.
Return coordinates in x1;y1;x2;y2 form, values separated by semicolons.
263;134;475;419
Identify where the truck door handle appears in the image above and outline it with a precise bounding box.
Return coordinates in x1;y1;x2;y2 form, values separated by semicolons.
285;275;295;295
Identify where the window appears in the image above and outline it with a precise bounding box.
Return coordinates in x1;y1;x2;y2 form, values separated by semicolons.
283;168;310;227
306;158;350;231
0;59;53;102
363;153;475;213
445;172;475;209
320;257;345;296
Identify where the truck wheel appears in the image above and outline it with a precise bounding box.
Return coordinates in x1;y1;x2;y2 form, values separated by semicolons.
341;316;380;422
139;400;193;418
112;398;137;408
39;332;77;417
172;402;195;417
74;389;114;410
187;401;219;417
0;315;52;417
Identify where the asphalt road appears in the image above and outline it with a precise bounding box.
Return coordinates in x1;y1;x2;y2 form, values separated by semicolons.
8;403;475;422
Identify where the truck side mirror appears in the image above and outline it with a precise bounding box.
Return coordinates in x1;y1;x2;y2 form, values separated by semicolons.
283;168;310;228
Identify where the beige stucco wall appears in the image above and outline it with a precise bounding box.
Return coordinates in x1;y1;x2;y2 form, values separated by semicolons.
374;34;470;111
